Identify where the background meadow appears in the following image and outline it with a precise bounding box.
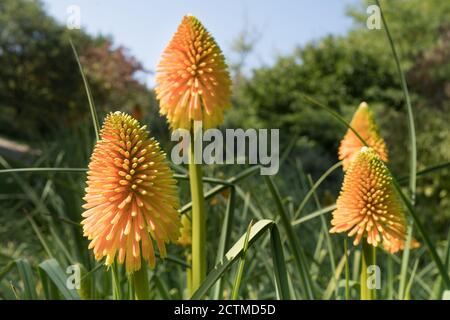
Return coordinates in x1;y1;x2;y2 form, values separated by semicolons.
0;0;449;300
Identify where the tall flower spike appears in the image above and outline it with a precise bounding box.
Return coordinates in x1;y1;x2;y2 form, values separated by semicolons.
81;112;182;273
338;102;388;171
155;15;231;130
330;147;419;253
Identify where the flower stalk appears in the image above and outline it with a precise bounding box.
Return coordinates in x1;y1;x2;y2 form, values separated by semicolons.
189;127;206;295
132;258;150;300
360;240;375;300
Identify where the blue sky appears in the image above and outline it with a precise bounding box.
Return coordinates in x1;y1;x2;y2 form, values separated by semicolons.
42;0;359;86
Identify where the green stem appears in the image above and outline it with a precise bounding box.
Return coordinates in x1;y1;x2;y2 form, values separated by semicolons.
132;260;150;300
360;241;375;300
111;261;121;300
344;238;350;300
189;127;206;295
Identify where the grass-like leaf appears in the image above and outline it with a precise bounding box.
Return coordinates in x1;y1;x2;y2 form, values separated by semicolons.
191;219;274;300
213;186;236;299
393;180;450;288
291;205;336;226
180;165;260;215
15;259;38;300
270;225;291;300
231;220;254;299
264;175;315;299
293;161;342;220
39;259;80;300
69;39;100;141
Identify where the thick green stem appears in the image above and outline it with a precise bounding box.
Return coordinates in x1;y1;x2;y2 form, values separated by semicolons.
132;260;150;300
189;128;206;295
360;241;375;300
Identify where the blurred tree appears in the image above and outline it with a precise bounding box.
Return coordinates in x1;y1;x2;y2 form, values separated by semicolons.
232;0;450;229
0;0;154;142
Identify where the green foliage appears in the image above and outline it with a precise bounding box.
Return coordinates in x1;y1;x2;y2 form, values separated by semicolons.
232;0;450;233
0;0;156;141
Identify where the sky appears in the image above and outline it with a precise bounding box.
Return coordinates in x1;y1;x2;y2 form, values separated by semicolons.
42;0;359;86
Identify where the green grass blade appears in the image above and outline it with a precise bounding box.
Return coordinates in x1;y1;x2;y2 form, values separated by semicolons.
179;165;260;215
392;179;450;288
213;186;235;299
111;261;121;300
322;253;346;300
437;231;450;297
38;267;60;300
191;219;274;300
291;204;336;226
264;175;315;299
80;263;105;282
231;220;254;299
307;174;338;298
156;253;191;269
39;259;80;300
15;259;38;300
0;168;87;174
404;259;420;300
398;162;450;184
154;275;172;300
49;225;75;264
26;215;54;258
235;186;265;220
0;262;15;283
69;38;100;141
175;174;235;186
270;225;291;300
293;161;342;220
300;95;369;147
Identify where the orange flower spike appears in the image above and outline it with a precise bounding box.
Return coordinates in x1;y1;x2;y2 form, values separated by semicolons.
81;112;182;273
330;147;419;253
338;102;388;171
155;15;231;130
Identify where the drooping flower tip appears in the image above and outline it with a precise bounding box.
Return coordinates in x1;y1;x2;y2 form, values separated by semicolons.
81;112;182;273
330;147;419;253
155;15;231;130
338;102;388;171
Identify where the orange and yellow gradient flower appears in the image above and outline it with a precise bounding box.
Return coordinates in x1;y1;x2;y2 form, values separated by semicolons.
155;15;231;130
81;112;181;273
330;147;419;253
339;102;388;171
